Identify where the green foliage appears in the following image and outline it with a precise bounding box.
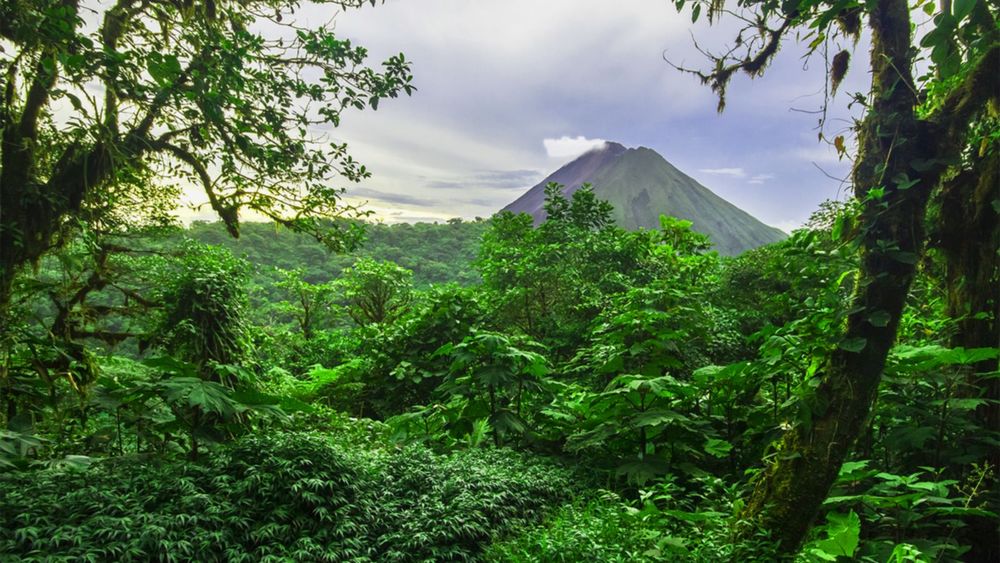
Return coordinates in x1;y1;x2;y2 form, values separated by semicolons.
339;257;414;327
804;460;997;562
488;476;766;562
186;218;488;292
273;267;339;339
94;356;286;457
388;330;549;448
800;511;861;561
485;493;663;562
153;242;252;375
477;185;676;355
4;156;997;561
558;373;705;485
0;429;44;470
353;284;486;417
0;431;572;561
0;0;414;270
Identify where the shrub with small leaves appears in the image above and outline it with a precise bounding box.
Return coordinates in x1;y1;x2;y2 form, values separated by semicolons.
0;431;573;561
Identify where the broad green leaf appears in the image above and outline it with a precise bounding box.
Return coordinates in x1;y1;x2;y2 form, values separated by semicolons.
704;438;733;458
868;310;891;327
839;337;867;353
952;0;976;20
813;511;861;558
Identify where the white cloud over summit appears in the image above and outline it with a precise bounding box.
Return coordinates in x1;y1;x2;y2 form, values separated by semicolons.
543;136;608;159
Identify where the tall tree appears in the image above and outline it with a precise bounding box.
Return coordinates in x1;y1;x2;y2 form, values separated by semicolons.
0;0;413;310
338;257;413;327
666;0;998;553
274;268;338;340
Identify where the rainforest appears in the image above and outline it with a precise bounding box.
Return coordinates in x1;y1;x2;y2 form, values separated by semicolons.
0;0;997;561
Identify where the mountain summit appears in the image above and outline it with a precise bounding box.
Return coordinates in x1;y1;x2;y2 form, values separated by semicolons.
502;142;786;255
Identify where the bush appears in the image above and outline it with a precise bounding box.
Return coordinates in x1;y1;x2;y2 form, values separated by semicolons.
0;431;573;562
485;494;661;562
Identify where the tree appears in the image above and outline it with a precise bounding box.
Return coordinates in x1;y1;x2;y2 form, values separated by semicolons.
666;0;999;553
274;268;338;340
477;184;661;354
0;0;414;310
154;242;251;380
338;258;413;327
437;330;549;447
933;120;999;446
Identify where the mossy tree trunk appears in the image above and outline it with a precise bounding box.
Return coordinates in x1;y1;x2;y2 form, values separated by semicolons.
937;149;1000;563
736;0;1000;552
939;150;1000;429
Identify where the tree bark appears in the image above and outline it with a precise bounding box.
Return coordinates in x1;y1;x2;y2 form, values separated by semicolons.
938;150;1000;430
736;0;999;553
936;149;1000;563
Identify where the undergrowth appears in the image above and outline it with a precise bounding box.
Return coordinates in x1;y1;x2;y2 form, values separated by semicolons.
0;431;574;562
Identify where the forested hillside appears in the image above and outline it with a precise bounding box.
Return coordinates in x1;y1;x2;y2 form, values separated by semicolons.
184;219;488;288
1;0;996;561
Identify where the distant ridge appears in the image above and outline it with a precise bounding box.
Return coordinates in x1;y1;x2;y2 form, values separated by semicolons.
501;142;786;255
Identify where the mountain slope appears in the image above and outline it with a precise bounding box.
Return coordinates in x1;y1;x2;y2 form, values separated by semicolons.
502;142;786;255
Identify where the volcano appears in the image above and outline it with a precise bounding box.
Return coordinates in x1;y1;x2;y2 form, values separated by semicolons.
502;142;786;255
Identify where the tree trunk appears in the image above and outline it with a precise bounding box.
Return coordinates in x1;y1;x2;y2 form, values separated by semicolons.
936;149;1000;563
1;139;122;313
735;1;1000;554
939;150;1000;430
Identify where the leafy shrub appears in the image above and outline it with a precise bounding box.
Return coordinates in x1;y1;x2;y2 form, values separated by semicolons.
801;461;997;562
0;431;573;561
485;494;661;562
376;447;574;561
487;477;760;562
153;242;253;375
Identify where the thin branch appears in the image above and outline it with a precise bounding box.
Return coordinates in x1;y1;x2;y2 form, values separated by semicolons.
154;140;240;237
664;14;796;112
100;0;138;133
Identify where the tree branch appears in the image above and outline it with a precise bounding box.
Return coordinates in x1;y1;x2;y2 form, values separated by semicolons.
17;54;56;142
665;15;795;112
926;45;1000;156
0;49;58;191
154;140;240;238
100;0;138;133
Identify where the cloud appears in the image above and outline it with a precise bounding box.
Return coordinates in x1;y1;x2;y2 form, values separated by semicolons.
424;169;542;191
698;167;746;178
748;173;775;184
543;136;607;158
346;187;438;207
273;0;871;225
472;169;543;188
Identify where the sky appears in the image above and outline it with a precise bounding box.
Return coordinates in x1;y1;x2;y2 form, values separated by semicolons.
275;1;870;232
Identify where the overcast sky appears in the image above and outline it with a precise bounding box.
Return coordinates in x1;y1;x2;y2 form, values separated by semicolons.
292;0;868;232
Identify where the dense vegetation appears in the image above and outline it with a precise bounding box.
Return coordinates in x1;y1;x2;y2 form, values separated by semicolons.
185;219;488;288
1;0;996;561
3;187;997;560
2;430;572;561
